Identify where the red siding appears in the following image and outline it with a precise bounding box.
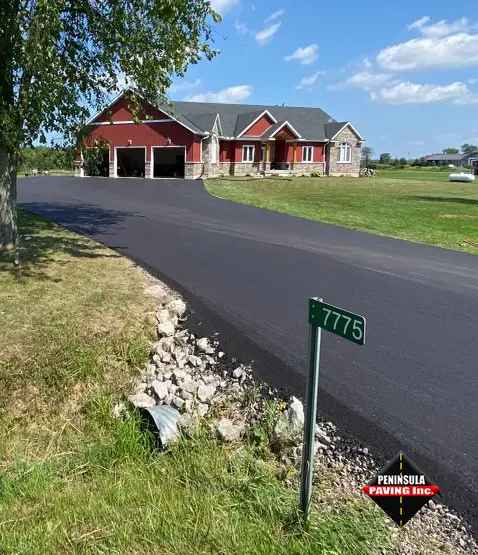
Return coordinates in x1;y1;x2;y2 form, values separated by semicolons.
243;114;275;136
235;141;261;163
85;98;202;162
284;142;325;163
219;140;235;162
274;127;297;141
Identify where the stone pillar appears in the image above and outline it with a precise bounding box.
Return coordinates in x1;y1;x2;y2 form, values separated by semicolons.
145;160;152;179
109;159;115;177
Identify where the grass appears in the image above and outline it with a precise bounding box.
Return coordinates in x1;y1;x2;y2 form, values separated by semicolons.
205;170;478;254
0;211;392;554
377;166;453;182
17;169;74;177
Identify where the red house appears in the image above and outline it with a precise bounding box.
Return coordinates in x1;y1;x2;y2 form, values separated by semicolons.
77;90;364;179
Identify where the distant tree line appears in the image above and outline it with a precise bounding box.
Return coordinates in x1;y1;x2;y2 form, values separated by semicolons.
442;144;478;155
18;147;75;173
361;144;478;170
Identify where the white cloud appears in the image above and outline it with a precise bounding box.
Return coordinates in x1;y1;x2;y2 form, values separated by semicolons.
343;71;394;91
370;81;478;105
187;84;253;103
296;71;325;90
362;57;373;69
408;16;431;31
408;16;472;38
210;0;239;15
234;20;249;35
285;44;319;65
265;9;285;23
377;32;478;71
255;22;281;45
169;78;201;93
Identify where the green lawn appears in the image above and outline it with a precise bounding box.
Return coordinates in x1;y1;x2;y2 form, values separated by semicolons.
0;212;392;554
205;172;478;254
377;167;453;182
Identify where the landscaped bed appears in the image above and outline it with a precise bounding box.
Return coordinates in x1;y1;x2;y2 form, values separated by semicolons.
1;211;475;554
205;173;478;255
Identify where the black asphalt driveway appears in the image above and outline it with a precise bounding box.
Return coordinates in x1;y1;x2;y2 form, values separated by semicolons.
19;176;478;526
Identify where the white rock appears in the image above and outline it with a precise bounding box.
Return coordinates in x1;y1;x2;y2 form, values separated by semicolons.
180;389;194;400
167;299;187;317
181;377;198;394
197;403;209;417
145;284;168;301
160;337;175;352
166;381;177;395
287;397;304;429
157;320;175;337
128;392;155;409
196;337;214;354
216;418;245;442
172;396;185;410
188;355;202;367
218;351;225;358
133;380;148;394
178;411;195;429
151;380;168;400
315;428;331;444
273;414;301;447
112;402;128;419
175;355;187;369
145;362;157;373
197;383;216;403
161;352;172;363
173;369;187;382
163;371;172;380
232;366;244;379
156;308;173;323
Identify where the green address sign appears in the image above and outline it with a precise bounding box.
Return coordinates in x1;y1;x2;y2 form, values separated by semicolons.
309;298;366;345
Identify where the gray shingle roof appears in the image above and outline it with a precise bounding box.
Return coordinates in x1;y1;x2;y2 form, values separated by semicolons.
423;153;464;161
168;100;340;141
325;122;347;140
233;111;266;136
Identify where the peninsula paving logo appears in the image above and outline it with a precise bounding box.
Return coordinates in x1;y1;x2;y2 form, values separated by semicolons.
362;451;440;526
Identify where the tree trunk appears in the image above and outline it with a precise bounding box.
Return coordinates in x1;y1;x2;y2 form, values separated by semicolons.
0;148;17;251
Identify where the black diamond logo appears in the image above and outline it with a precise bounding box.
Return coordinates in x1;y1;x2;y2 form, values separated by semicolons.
362;451;440;526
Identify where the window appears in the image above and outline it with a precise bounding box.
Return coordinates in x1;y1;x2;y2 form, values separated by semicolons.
338;142;352;163
260;145;266;162
302;145;314;163
243;145;255;162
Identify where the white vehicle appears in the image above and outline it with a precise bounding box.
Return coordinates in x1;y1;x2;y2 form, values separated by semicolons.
448;172;475;183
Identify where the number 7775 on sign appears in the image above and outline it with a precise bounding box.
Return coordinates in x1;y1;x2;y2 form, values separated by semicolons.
308;298;366;345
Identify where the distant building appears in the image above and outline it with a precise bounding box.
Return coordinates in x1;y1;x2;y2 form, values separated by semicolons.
422;153;464;166
423;152;478;171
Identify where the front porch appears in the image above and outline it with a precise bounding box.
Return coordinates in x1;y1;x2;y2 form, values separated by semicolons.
260;139;325;176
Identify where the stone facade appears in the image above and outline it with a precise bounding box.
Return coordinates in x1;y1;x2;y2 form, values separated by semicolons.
185;162;204;179
327;126;362;177
290;162;325;175
231;162;262;176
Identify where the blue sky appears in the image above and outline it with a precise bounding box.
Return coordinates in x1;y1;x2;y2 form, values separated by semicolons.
168;0;478;158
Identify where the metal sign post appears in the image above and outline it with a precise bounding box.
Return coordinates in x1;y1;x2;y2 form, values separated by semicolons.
300;314;322;518
300;297;366;523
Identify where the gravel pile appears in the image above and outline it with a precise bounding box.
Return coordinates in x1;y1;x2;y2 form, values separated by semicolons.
121;274;478;554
